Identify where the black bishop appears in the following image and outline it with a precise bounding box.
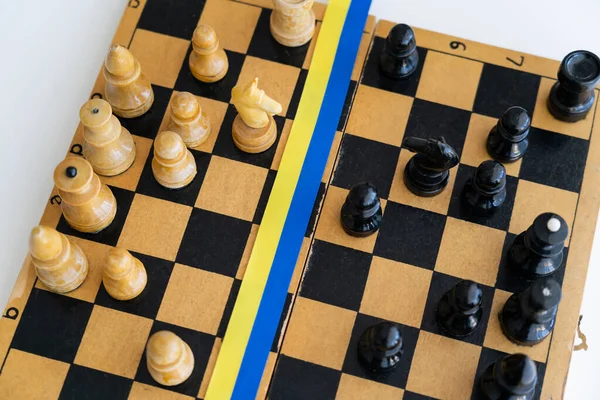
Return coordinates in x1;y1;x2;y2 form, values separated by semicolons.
379;23;419;79
487;106;530;162
500;277;561;346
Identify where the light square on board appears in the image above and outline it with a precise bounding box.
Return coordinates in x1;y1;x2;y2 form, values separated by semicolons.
237;56;301;116
508;179;578;246
118;194;192;261
531;77;596;140
483;289;550;363
257;351;278;400
199;0;261;54
158;93;229;154
157;263;233;335
235;224;259;280
314;185;386;254
129;382;194;400
406;331;481;399
388;149;456;215
416;51;483;111
100;135;153;191
461;113;522;177
336;374;405;400
288;237;311;293
435;217;505;286
35;236;107;303
129;29;190;89
346;84;413;146
281;296;357;370
74;305;153;379
360;256;433;329
195;156;269;222
322;131;343;183
0;349;70;400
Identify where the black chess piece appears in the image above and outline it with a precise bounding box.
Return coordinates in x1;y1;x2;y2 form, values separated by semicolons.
403;136;459;197
379;23;419;79
340;182;382;237
500;277;561;346
435;280;483;337
357;321;403;373
509;213;568;277
548;50;600;122
487;106;530;162
480;353;538;400
464;160;506;215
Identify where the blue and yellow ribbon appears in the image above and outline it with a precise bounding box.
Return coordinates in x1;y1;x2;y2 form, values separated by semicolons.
205;1;371;398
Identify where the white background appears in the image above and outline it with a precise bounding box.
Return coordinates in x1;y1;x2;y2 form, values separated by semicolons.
0;0;598;398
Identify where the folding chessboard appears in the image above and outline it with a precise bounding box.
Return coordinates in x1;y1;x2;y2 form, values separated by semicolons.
269;20;600;400
0;0;375;399
0;2;598;400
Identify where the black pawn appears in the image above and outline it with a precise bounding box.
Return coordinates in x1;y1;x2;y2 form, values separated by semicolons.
379;23;419;79
435;280;483;337
464;160;506;215
357;321;403;373
403;136;459;197
548;50;600;122
487;106;530;162
480;353;537;400
509;213;568;277
340;182;382;237
500;277;561;346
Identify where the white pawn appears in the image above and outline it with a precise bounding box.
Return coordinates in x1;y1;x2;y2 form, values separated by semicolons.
189;25;228;83
152;131;197;189
29;225;88;293
270;0;316;47
168;92;211;148
103;248;147;301
146;331;194;386
80;98;136;176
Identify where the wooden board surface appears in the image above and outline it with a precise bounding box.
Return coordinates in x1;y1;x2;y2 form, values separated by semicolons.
269;19;600;400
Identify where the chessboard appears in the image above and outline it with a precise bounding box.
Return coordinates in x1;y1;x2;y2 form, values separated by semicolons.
269;19;600;400
0;0;374;399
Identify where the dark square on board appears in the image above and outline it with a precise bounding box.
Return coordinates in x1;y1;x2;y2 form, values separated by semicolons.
331;134;400;199
473;63;541;119
176;208;252;277
448;163;518;231
247;8;310;69
271;293;294;352
403;392;439;400
56;186;135;247
59;364;132;400
519;127;589;193
341;313;419;389
404;98;471;157
136;0;205;40
11;288;93;364
119;85;172;140
253;169;277;225
136;147;211;207
269;355;342;400
287;69;308;120
305;181;326;238
471;347;547;400
420;271;494;347
361;36;428;98
95;252;175;320
213;105;285;169
134;320;214;397
175;48;245;104
338;80;357;132
217;278;241;338
495;233;569;294
300;240;372;311
374;201;446;270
